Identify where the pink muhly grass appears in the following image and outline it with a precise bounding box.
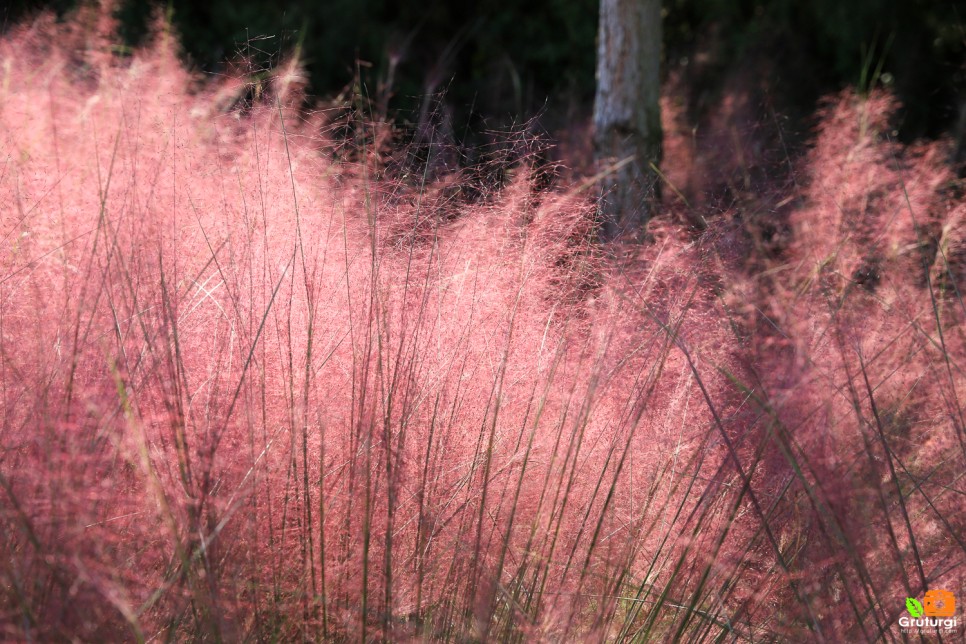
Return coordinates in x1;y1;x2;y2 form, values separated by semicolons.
0;13;964;642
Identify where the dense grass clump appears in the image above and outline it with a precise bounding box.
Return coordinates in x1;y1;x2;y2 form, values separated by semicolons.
1;15;964;642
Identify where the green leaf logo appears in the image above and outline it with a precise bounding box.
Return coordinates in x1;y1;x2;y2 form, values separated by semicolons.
906;598;924;617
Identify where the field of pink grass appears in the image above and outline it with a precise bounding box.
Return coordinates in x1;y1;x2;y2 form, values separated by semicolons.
1;13;965;642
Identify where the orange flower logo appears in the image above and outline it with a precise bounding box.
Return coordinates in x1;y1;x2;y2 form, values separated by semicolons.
924;590;956;618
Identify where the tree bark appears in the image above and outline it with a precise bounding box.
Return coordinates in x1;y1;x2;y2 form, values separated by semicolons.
593;0;662;240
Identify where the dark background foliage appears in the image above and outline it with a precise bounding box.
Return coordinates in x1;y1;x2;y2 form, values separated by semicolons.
3;0;964;143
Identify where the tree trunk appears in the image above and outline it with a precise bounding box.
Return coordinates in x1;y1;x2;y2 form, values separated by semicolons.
593;0;662;240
